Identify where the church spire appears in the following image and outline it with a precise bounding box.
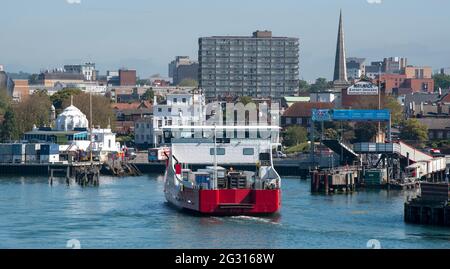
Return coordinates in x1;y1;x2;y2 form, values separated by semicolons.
333;9;348;85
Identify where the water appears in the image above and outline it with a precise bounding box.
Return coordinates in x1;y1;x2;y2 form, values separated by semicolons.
0;175;449;249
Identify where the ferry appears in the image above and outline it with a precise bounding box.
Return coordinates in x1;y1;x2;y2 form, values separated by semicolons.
163;125;281;215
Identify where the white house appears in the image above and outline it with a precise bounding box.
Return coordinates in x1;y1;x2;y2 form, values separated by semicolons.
152;90;206;146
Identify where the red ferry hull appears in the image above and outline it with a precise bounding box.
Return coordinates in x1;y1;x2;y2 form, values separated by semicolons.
166;187;281;215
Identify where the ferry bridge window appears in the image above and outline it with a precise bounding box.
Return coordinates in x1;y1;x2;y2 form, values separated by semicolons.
243;148;254;155
210;148;225;155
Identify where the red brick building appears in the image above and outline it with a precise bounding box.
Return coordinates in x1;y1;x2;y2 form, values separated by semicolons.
374;73;434;94
119;69;137;86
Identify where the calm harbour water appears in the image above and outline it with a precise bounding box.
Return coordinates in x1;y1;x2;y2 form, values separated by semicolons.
0;174;449;249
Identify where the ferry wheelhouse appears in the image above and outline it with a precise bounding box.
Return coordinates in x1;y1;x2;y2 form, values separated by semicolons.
163;125;281;215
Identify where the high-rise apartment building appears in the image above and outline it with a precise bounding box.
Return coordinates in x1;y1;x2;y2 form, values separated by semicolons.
198;30;299;99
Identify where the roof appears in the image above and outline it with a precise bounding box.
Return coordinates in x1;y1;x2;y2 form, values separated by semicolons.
283;96;311;103
112;101;152;111
418;118;450;130
404;92;444;105
283;102;334;118
41;72;84;80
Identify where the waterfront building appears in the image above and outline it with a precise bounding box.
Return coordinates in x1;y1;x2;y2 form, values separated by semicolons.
64;62;98;81
152;90;206;146
169;56;199;85
111;101;152;136
198;30;299;99
281;102;334;137
23;101;120;157
134;117;153;148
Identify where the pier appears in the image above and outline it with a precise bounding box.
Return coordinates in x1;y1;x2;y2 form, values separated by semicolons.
47;162;102;186
405;182;450;226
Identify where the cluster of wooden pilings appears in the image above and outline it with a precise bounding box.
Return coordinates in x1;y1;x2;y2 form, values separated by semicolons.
310;168;358;194
405;182;450;226
48;163;101;186
74;165;100;186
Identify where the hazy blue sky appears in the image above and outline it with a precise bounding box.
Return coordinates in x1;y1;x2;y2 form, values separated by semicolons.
1;0;449;81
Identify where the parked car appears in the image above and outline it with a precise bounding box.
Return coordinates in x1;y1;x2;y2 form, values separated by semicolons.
125;148;137;160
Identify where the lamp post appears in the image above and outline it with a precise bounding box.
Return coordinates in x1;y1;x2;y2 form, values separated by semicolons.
378;62;382;140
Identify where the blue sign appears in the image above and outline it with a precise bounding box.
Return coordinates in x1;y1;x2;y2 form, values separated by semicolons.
312;109;391;122
312;109;332;122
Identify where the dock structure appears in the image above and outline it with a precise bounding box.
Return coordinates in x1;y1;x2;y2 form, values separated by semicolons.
405;182;450;226
47;162;102;186
310;167;358;194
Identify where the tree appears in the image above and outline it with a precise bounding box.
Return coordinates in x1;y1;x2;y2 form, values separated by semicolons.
178;79;198;87
13;91;52;135
324;128;338;140
299;80;311;92
137;79;150;86
28;73;39;85
384;96;403;125
309;78;332;92
353;122;378;143
239;96;253;105
399;119;428;142
50;88;83;110
61;93;115;129
0;108;19;141
433;74;450;92
0;90;12;115
141;88;154;101
283;125;307;147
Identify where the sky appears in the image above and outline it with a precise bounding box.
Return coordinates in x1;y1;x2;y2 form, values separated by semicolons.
1;0;450;82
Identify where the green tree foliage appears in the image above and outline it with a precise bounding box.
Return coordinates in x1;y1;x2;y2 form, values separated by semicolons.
283;125;308;147
299;80;311;92
433;73;450;91
50;88;83;110
137;79;150;86
0;108;19;141
13;91;52;135
384;96;403;125
141;88;154;101
309;78;333;92
61;93;115;129
353;122;378;143
28;73;39;85
178;79;199;87
0;90;12;115
239;96;253;105
399;119;428;142
324;128;338;140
